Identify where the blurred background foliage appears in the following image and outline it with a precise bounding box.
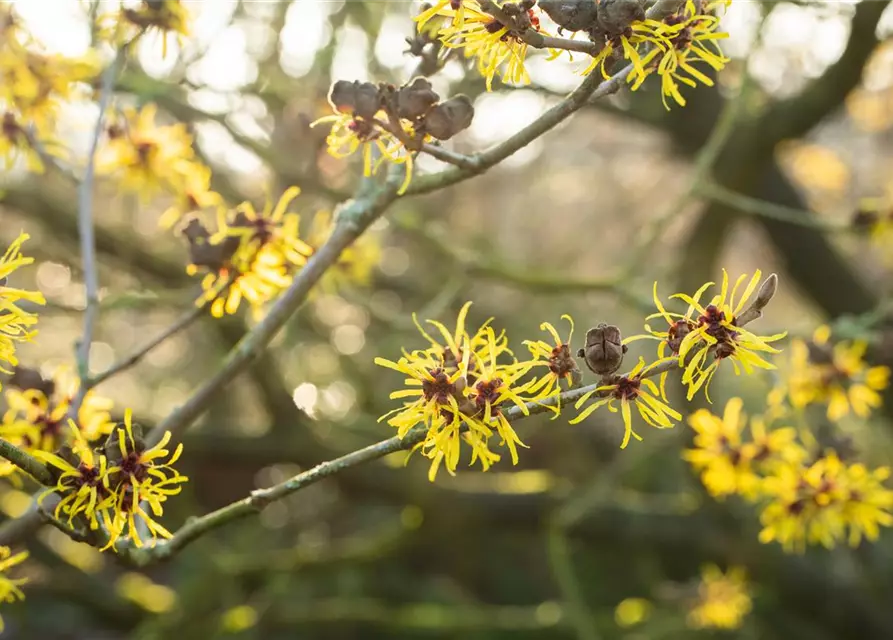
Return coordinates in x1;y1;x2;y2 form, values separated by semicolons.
3;0;893;638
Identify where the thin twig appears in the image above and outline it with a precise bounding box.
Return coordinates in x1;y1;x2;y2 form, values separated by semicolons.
72;48;126;417
0;440;54;486
88;296;209;388
699;182;852;231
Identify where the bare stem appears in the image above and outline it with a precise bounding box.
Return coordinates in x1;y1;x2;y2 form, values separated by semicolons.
698;181;852;231
0;440;54;486
88;294;208;388
72;49;125;417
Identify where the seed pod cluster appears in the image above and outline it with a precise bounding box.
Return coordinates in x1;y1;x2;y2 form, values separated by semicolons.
539;0;645;41
327;77;474;145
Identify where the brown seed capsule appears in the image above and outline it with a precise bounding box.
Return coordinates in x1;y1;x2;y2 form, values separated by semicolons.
596;0;645;35
182;218;239;271
422;94;475;140
396;77;440;120
538;0;600;32
576;323;628;376
327;80;382;120
7;365;55;397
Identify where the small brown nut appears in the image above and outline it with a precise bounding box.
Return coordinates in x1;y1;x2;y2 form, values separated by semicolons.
422;95;475;140
576;323;628;376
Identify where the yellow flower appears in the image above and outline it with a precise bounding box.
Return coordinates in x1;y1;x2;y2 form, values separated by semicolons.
686;565;752;630
582;22;658;79
97;104;202;203
676;269;787;401
570;357;681;448
758;452;893;552
429;0;545;90
1;364;116;452
375;302;533;480
0;48;99;128
632;0;730;109
416;0;467;32
625;280;713;398
311;110;416;195
0;546;28;633
305;210;381;295
0;233;45;379
523;315;580;417
856;193;893;261
0;109;48;173
31;420;114;531
781;325;890;421
158;163;223;230
113;0;191;58
102;409;188;549
684;398;804;501
187;188;314;319
213;186;313;271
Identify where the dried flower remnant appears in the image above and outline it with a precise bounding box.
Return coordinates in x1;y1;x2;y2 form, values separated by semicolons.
780;325;890;421
0;234;45;382
686;565;752;630
570;357;681;448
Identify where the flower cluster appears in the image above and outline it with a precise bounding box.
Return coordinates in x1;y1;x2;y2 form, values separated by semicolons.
312;78;474;194
0;365;115;478
418;0;549;90
0;235;45;386
0;5;98;171
422;0;730;108
776;325;891;421
100;0;191;58
33;410;188;550
571;269;784;447
97;104;221;227
686;397;893;553
179;187;313;318
686;565;752;630
376;302;581;480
